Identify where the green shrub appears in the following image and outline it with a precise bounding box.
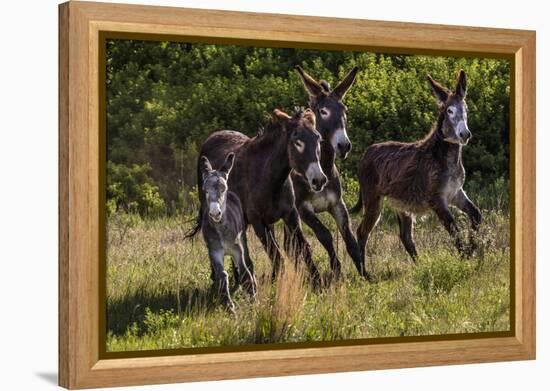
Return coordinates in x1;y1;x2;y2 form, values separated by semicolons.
107;162;165;216
143;308;181;334
413;253;473;294
106;40;510;217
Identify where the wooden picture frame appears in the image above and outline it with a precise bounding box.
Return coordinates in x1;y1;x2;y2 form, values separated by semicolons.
59;1;536;389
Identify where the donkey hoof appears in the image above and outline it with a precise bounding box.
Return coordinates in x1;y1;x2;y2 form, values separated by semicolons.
243;281;257;299
311;271;322;288
330;268;342;282
363;271;376;283
457;242;475;259
225;301;236;314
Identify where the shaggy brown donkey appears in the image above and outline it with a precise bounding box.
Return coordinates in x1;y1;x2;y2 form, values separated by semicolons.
352;70;481;262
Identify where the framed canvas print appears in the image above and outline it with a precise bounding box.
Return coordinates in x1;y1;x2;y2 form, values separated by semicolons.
58;1;536;389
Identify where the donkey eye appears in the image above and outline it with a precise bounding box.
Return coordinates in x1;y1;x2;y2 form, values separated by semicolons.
319;108;329;118
447;108;454;115
294;139;305;153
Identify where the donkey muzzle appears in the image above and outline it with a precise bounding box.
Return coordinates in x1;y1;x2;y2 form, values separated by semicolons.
337;141;351;159
311;175;328;192
455;120;471;145
460;129;472;144
332;128;351;160
208;203;223;222
306;162;328;192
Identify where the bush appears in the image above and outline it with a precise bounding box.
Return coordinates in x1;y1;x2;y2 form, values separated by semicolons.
107;162;165;216
106;40;510;216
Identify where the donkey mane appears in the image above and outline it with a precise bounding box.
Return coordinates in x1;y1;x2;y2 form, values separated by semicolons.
419;110;446;147
256;115;283;138
255;108;317;138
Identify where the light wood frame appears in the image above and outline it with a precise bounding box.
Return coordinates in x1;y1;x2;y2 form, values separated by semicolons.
59;1;536;389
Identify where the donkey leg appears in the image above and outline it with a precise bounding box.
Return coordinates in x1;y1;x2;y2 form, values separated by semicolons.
356;196;383;262
298;205;341;277
208;247;235;313
231;241;257;298
229;230;253;285
453;188;482;231
283;225;293;257
330;200;371;280
252;221;283;280
241;231;256;276
396;212;418;262
430;198;465;255
283;208;321;285
452;189;482;255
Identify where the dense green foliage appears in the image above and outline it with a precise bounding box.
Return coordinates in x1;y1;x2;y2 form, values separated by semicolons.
106;39;510;216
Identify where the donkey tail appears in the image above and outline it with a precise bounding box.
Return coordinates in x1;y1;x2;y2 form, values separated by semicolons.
183;209;202;239
348;192;363;215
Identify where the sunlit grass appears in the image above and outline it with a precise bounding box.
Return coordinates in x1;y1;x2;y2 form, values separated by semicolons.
106;208;510;352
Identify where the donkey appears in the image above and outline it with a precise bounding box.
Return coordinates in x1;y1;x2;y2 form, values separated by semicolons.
290;65;370;280
352;70;481;262
189;108;327;284
200;153;257;312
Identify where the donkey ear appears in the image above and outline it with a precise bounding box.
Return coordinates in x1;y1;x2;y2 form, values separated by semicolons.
295;65;324;97
219;152;235;176
454;69;467;98
303;108;317;129
332;66;359;100
427;74;450;104
200;155;213;178
272;108;291;121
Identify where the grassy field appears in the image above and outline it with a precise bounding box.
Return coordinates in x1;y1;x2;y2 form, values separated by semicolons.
106;205;510;352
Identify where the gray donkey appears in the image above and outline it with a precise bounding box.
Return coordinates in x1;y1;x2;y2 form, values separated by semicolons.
200;152;256;312
352;70;482;262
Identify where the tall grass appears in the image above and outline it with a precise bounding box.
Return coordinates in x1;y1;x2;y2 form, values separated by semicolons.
106;206;510;352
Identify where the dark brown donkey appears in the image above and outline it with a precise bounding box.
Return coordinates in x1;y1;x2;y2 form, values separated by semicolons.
352;70;481;261
290;65;370;280
188;108;327;283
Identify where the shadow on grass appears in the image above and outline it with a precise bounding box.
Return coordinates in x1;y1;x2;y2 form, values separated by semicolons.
107;284;220;336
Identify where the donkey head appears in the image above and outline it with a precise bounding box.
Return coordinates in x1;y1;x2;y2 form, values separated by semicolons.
200;153;235;223
273;108;327;192
295;65;359;159
427;70;472;145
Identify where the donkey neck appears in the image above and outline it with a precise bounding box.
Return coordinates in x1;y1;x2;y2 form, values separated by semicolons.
250;130;292;193
425;112;463;165
320;137;336;177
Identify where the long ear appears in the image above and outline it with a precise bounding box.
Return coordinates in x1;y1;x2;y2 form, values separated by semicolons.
200;155;213;178
427;74;450;104
332;66;359;100
272;108;291;121
219;152;235;176
303;108;316;130
454;69;467;98
295;65;324;97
